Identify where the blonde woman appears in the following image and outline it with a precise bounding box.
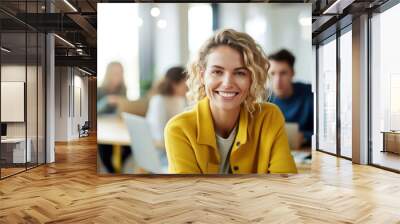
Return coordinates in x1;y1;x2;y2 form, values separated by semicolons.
164;29;297;174
97;61;127;115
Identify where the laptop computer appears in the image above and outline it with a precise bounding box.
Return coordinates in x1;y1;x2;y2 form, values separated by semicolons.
122;112;168;174
285;122;301;150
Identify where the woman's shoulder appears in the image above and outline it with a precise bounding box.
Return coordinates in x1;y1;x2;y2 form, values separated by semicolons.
165;106;197;131
256;102;283;114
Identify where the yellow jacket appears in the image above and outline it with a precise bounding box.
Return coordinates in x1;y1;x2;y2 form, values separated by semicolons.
164;98;297;174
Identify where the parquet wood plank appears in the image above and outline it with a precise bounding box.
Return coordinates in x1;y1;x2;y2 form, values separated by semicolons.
0;135;399;223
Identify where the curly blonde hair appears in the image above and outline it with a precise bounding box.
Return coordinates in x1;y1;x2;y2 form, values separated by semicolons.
186;28;270;113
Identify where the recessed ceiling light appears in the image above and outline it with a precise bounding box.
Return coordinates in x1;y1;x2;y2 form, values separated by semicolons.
245;18;266;36
54;34;75;48
322;0;353;14
157;19;167;29
78;67;92;76
1;47;11;53
151;7;160;17
63;0;78;12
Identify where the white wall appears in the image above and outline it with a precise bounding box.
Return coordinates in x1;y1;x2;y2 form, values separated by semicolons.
218;4;245;31
72;74;89;138
1;65;33;137
55;67;68;141
153;4;185;80
98;3;140;100
1;66;26;140
54;67;89;141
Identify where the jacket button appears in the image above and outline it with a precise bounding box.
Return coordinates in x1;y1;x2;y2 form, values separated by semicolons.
236;142;240;147
233;166;239;171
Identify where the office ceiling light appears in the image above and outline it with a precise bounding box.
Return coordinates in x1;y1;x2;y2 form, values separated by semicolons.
63;0;78;12
76;43;85;48
151;7;160;17
157;19;167;29
245;17;266;36
78;67;92;76
323;0;354;14
1;47;11;53
76;48;83;55
54;34;75;48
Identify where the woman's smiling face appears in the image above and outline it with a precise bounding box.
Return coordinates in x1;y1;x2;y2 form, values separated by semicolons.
201;45;252;112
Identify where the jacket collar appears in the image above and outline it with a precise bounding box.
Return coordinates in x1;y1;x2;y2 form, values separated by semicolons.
196;98;249;148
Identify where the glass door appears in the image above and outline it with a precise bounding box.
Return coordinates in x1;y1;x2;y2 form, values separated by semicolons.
339;28;352;159
1;31;28;178
317;36;337;154
0;1;47;179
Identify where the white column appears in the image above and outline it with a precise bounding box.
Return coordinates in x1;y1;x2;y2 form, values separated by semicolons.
178;4;189;65
352;14;369;164
46;33;55;163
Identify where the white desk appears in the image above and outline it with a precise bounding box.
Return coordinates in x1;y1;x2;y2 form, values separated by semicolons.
1;137;31;163
97;115;130;146
97;115;131;173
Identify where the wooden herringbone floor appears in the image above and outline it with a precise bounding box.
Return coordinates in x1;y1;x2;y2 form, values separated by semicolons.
1;135;400;224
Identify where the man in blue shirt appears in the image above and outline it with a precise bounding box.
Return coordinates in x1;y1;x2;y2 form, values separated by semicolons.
268;49;314;146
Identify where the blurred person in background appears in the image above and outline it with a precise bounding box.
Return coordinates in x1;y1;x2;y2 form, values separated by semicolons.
146;66;188;154
97;61;131;173
268;49;313;147
97;61;127;115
